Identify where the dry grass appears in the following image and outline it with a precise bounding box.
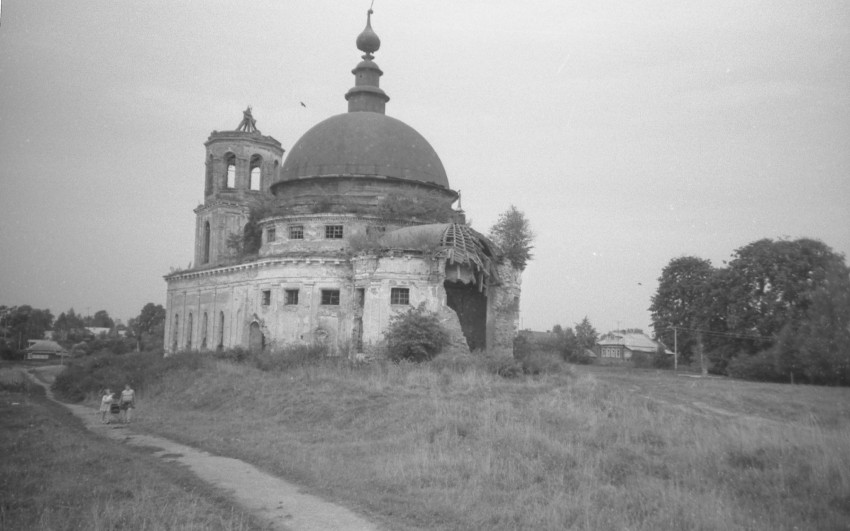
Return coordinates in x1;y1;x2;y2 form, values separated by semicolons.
130;355;850;530
0;368;260;531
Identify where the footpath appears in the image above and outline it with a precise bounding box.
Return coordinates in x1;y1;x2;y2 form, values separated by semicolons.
26;368;379;531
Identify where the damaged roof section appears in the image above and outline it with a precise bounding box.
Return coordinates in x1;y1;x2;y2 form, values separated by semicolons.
379;223;501;289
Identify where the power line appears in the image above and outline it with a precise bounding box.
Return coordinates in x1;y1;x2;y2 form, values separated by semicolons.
669;325;774;341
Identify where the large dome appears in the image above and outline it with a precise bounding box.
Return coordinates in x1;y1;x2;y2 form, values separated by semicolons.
279;112;449;188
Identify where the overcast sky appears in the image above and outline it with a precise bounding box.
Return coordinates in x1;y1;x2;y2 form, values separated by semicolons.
1;1;848;335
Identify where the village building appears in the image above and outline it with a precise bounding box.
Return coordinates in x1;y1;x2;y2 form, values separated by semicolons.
596;331;673;362
163;11;522;356
23;340;68;361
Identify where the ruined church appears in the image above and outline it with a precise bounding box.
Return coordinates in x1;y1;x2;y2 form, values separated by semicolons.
164;11;522;356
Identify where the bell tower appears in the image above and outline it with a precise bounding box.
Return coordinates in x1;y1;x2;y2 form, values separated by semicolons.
194;108;284;267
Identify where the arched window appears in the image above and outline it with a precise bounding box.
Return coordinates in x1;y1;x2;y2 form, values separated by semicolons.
186;313;193;349
172;314;179;352
201;312;208;349
249;155;262;191
203;221;211;264
218;311;225;350
205;154;213;196
225;153;236;189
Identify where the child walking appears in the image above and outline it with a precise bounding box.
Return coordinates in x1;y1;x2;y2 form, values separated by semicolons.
99;388;113;424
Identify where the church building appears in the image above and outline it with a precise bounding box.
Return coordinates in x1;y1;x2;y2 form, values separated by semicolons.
163;11;522;356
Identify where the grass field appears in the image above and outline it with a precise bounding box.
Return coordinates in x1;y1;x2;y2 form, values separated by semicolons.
0;367;263;531
114;354;850;530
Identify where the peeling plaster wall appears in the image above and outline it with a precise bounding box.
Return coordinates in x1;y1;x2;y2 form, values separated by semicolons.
486;263;523;356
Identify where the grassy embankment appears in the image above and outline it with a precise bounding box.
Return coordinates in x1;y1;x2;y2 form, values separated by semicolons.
0;366;262;531
59;350;850;530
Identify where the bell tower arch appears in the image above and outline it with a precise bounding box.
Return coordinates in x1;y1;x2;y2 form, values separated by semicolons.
194;108;284;267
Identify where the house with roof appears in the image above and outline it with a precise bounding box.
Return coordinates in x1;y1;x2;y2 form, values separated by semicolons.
596;331;672;362
23;340;69;361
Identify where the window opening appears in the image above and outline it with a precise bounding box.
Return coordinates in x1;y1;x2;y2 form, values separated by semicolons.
267;227;276;242
218;311;224;350
289;225;304;239
262;290;271;306
225;154;236;189
391;288;410;305
203;221;211;264
201;312;208;349
172;314;179;352
321;290;340;305
186;313;193;349
285;289;299;305
325;225;344;239
249;155;262;191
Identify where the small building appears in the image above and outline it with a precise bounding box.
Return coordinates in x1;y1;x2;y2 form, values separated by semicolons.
596;331;672;361
23;340;69;361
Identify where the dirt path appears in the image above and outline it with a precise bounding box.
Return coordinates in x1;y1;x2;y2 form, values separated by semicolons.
25;368;379;531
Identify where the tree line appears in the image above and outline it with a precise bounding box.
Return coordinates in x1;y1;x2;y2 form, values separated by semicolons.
650;238;850;385
0;303;166;359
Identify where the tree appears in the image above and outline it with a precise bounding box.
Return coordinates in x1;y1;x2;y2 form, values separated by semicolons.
87;310;114;329
651;239;850;384
488;205;535;270
649;256;714;362
2;305;54;350
722;239;850;383
574;316;598;350
130;303;166;351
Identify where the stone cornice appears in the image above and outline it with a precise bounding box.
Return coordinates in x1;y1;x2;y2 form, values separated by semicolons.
164;255;352;281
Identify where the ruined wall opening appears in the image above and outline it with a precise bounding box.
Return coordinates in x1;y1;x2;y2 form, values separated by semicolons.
249;155;263;190
249;321;264;352
444;280;487;351
217;311;224;350
203;221;211;264
225;153;236;188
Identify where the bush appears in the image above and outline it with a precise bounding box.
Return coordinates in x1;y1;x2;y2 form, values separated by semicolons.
52;351;168;402
726;351;784;382
485;354;523;378
631;351;653;368
565;349;594;365
384;304;448;362
517;350;565;375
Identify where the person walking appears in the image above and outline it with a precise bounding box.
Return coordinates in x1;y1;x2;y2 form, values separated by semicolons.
119;383;135;424
99;388;113;424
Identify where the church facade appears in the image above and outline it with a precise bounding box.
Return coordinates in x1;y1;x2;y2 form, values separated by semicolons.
163;11;522;356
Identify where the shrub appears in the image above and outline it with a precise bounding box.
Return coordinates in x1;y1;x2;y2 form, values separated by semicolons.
726;351;784;382
485;354;523;378
384;304;448;362
631;351;653;368
52;351;167;402
518;350;565;375
565;349;594;365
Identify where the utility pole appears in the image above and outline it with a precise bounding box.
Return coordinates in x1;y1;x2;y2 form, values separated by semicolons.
673;326;678;371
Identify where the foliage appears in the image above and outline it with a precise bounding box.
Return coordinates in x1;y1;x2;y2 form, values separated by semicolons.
376;189;454;223
574;316;598;350
484;353;524;378
488;205;534;270
52;350;168;402
649;256;714;362
384;303;448;362
128;302;166;351
650;238;850;384
226;198;276;259
0;305;54;350
85;309;115;328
